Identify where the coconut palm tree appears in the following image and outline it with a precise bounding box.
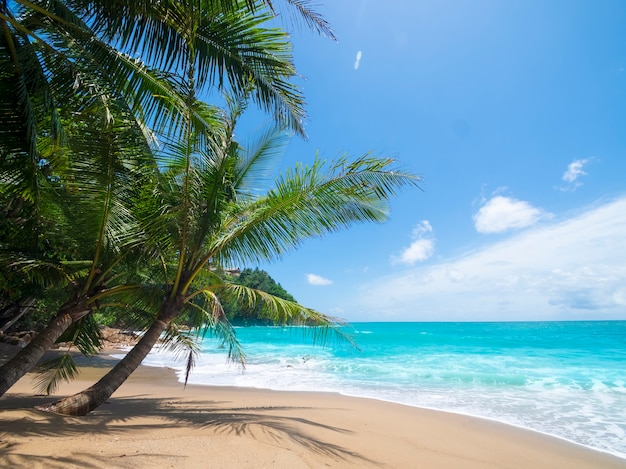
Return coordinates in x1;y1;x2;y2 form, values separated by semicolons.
0;93;158;396
0;0;317;395
12;1;419;416
40;89;421;414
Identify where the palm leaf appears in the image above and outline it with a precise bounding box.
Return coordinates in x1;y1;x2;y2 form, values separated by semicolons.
160;325;201;388
187;289;245;365
53;0;306;136
220;282;358;348
275;0;336;40
210;155;421;267
235;125;289;200
60;314;104;357
33;353;78;395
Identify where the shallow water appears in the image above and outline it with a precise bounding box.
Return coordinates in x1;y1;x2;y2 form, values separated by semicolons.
138;321;626;458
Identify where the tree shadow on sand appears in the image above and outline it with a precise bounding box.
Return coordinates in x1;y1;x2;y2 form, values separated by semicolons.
0;392;378;468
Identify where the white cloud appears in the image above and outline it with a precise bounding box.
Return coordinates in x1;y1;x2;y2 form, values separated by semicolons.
392;220;435;265
354;50;362;70
559;158;590;191
563;159;588;182
355;197;626;321
306;273;333;286
412;220;433;237
396;239;434;265
473;196;550;233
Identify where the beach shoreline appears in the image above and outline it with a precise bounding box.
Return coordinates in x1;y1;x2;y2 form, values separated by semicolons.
1;345;625;468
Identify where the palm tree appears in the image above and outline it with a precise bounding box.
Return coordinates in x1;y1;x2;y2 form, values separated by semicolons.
2;1;418;416
0;94;157;396
40;91;420;414
0;0;317;395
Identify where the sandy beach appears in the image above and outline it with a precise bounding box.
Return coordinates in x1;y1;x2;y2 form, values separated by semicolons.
1;346;624;469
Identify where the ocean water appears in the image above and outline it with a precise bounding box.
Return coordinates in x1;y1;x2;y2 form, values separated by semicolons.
139;321;626;458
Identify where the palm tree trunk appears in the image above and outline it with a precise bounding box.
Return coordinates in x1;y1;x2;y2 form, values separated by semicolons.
0;301;89;397
39;302;179;416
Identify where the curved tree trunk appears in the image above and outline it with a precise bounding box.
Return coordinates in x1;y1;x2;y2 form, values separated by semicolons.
39;302;180;416
0;302;89;397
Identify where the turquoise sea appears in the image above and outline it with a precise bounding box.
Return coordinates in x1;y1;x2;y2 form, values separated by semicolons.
138;321;626;458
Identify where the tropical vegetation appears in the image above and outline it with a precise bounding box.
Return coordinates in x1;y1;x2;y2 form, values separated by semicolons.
223;268;297;325
0;0;421;414
0;0;315;396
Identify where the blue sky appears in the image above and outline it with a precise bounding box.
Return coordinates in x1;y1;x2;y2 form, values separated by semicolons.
247;0;626;322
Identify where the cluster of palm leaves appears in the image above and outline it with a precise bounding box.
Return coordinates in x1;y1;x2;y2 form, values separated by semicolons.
0;0;420;415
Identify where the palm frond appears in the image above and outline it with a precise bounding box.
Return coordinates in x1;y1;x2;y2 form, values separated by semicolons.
61;314;104;357
156;284;246;386
235;125;289;200
186;289;246;365
95;282;166;331
0;11;49;202
7;256;85;289
193;8;306;136
221;282;358;349
210;154;421;267
278;0;336;40
160;325;200;387
33;353;78;395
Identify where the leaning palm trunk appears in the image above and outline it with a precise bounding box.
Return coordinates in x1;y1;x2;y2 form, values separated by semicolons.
39;300;181;416
0;301;89;396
